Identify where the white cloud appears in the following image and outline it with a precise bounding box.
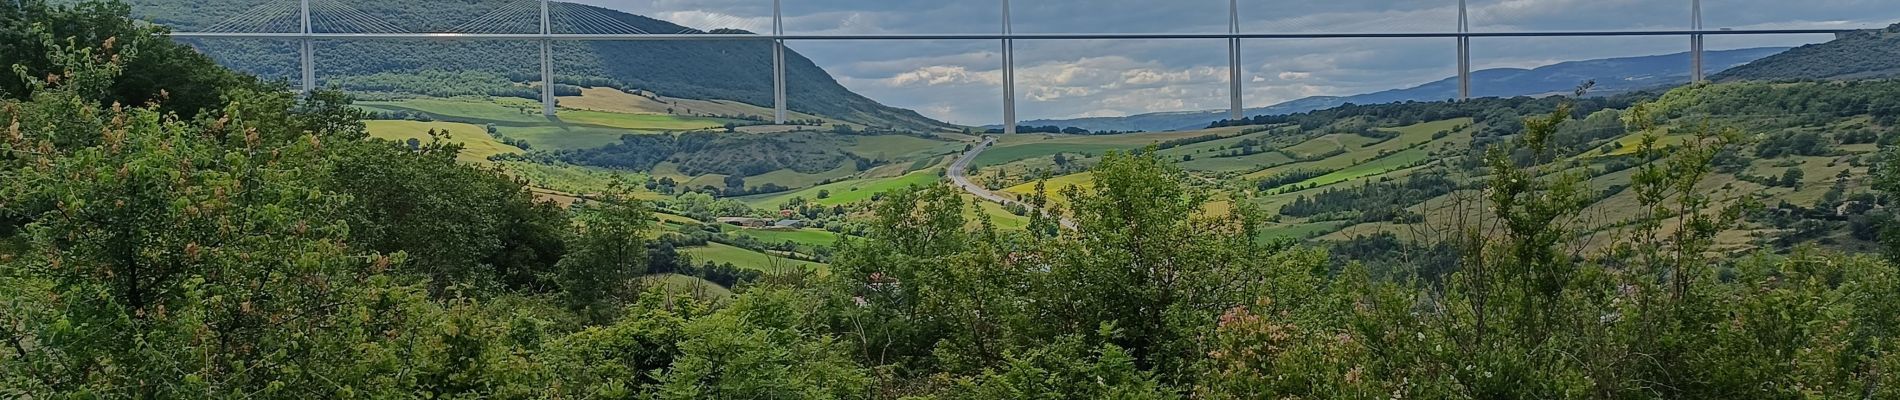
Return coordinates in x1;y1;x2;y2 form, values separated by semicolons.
887;65;1002;87
650;10;769;32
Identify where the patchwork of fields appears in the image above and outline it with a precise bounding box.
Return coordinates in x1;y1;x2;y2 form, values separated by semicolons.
358;78;1896;294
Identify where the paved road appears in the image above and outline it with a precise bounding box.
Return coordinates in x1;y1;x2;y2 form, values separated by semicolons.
947;136;1077;230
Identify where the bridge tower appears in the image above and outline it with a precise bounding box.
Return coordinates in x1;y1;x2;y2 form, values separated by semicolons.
541;0;555;116
300;0;313;92
1691;0;1705;82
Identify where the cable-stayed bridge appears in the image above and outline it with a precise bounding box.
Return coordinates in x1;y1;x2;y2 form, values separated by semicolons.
167;0;1862;133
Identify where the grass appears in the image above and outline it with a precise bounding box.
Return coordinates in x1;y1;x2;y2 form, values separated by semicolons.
746;163;860;189
648;162;691;183
558;87;835;125
641;273;733;299
358;98;549;125
734;227;845;248
358;97;748;151
1179;151;1295;173
1152;128;1279;158
1258;221;1347;241
974;128;1251;167
972;143;1128;167
1281;134;1381;157
365;120;524;163
1289;147;1433;189
1245;118;1471;181
500;125;643;151
963;195;1032;230
557;109;733;131
1001;172;1093;211
683;242;827;273
740;167;946;209
1594;134;1691;157
494;161;664;200
685;174;731;190
848;135;962;160
359;97;734;131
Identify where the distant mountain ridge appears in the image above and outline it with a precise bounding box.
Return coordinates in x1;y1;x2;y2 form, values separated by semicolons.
1715;22;1900;82
1015;47;1788;132
128;0;956;131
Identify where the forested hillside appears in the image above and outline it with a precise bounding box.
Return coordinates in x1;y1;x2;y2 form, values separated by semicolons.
1716;22;1900;81
7;2;1900;398
121;0;955;131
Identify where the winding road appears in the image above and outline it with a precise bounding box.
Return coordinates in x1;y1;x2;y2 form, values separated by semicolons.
948;136;1077;230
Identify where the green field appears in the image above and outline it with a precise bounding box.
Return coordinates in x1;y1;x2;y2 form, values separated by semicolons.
683;242;827;273
1281;133;1382;157
1595;133;1692;157
1286;147;1433;189
746;163;860;189
739;167;946;209
1001;172;1093;210
735;227;845;248
358;98;734;131
558;109;733;131
493;161;664;200
684;174;731;189
1246;118;1471;180
972;143;1129;167
1179;151;1295;173
358;98;743;151
365;120;524;163
490;125;645;151
847;135;962;160
641;273;733;299
1152;129;1278;158
964;195;1032;230
1258;221;1347;241
973;129;1250;167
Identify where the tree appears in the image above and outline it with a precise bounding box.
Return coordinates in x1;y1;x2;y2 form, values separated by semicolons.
654;290;868;399
557;192;652;323
0;29;456;396
1875;149;1900;262
723;174;746;191
1049;148;1277;378
1;0;254;118
332;127;568;295
1780;167;1805;188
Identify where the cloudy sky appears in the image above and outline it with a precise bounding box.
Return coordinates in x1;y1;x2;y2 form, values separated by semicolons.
568;0;1900;125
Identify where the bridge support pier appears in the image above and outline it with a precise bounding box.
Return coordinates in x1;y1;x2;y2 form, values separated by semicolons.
542;40;554;116
1226;0;1242;121
1001;0;1015;134
299;0;312;92
1691;0;1705;82
1456;0;1470;101
773;0;787;124
300;40;314;92
540;0;555;116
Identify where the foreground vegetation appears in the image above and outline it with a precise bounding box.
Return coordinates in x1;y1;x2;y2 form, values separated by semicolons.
6;2;1900;398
